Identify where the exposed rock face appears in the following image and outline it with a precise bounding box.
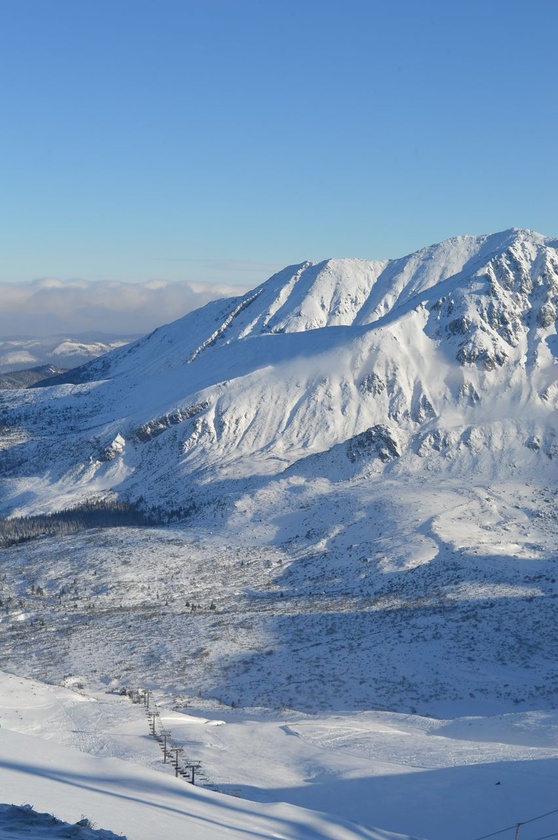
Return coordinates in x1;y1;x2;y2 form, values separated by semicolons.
133;402;210;443
346;425;400;463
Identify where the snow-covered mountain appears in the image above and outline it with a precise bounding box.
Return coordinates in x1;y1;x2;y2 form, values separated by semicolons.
1;228;557;516
1;228;557;777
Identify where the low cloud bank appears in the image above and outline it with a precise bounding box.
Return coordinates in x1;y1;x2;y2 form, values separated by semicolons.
0;278;251;338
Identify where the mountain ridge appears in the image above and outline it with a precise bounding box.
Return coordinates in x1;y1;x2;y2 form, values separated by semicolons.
1;227;557;517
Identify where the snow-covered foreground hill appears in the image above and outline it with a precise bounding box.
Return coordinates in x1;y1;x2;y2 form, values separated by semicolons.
0;805;123;840
1;671;557;840
0;672;415;839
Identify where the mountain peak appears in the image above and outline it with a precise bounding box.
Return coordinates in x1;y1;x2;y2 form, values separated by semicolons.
2;229;557;518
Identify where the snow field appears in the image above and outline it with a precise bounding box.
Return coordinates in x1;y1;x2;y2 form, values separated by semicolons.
0;673;417;839
1;672;558;840
0;475;556;715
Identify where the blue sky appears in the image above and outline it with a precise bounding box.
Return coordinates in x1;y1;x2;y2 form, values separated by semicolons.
1;0;557;290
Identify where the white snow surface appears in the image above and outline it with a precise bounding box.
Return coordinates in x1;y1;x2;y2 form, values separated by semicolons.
1;671;557;840
0;229;558;838
1;228;557;513
0;672;411;839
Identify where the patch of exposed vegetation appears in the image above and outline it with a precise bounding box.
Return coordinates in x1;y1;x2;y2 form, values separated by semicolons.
0;499;159;548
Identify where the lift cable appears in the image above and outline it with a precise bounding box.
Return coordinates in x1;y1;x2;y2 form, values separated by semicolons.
471;807;558;840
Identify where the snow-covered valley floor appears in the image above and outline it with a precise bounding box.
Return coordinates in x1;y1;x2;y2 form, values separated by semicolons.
1;475;556;716
0;472;557;839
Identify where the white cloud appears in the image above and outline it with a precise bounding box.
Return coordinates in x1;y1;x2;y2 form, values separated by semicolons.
0;278;252;338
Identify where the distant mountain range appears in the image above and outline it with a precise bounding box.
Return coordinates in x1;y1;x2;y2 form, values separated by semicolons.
0;333;137;376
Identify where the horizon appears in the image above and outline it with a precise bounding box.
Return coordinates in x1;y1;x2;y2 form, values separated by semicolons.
0;224;555;338
0;0;556;335
1;1;556;285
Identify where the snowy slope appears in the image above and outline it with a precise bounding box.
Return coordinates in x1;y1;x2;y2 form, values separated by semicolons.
0;673;558;840
2;671;558;840
1;227;556;516
0;672;416;840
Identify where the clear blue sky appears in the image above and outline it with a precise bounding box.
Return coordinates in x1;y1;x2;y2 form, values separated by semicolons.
1;0;556;286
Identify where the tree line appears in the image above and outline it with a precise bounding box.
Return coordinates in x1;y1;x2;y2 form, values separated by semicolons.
0;498;158;548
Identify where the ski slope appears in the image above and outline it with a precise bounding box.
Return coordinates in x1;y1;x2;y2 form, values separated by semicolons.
1;672;557;840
